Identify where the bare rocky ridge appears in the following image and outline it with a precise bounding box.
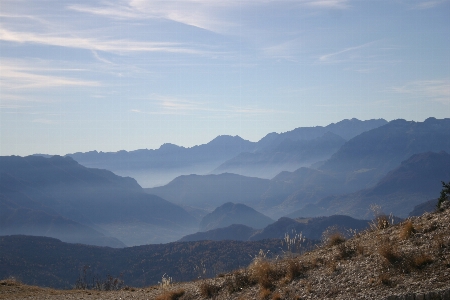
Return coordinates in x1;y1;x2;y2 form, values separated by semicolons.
2;203;450;299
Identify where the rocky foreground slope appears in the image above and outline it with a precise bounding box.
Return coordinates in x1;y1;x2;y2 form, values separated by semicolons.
1;204;450;300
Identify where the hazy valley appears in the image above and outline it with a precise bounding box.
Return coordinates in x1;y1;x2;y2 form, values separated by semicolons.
2;117;450;296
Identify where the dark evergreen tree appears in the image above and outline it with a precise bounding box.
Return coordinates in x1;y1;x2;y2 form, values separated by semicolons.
437;181;450;209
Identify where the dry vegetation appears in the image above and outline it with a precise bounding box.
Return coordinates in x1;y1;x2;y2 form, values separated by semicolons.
1;204;450;300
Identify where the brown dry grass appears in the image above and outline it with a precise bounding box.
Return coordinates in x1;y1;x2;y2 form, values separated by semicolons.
378;241;401;264
199;281;220;298
410;253;433;269
223;270;254;294
249;260;284;290
154;289;185;300
399;220;415;240
259;287;271;299
284;258;304;281
326;232;346;247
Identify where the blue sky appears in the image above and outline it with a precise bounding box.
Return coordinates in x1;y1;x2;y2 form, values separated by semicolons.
1;0;449;156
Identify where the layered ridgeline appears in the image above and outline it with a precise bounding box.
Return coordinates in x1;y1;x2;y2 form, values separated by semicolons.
67;135;255;188
179;214;370;242
319;117;450;188
0;235;288;289
0;156;197;246
291;151;450;219
212;132;346;179
147;118;450;219
66;118;387;187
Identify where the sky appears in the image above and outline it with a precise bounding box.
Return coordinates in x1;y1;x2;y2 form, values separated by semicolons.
1;0;449;156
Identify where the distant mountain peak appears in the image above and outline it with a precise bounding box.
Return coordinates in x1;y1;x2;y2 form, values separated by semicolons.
200;202;274;231
158;143;182;151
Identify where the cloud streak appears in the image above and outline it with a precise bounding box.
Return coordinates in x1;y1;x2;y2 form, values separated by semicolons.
130;94;289;116
319;41;377;63
0;27;210;55
69;0;352;35
392;79;450;104
412;0;449;9
0;63;100;90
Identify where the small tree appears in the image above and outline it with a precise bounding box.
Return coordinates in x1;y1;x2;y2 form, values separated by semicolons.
437;181;450;209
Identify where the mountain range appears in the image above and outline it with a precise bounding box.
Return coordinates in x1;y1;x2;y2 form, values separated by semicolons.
0;155;197;246
179;214;370;243
291;151;450;218
147;118;450;219
212;132;346;178
4;117;450;247
66;118;387;187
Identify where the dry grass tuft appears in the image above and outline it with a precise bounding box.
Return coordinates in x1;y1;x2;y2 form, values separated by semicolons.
356;243;365;256
327;260;338;273
374;215;391;230
410;253;433;269
378;273;392;286
0;278;22;287
285;258;304;281
224;270;254;294
325;232;346;247
249;260;284;290
155;289;185;300
378;242;401;264
271;292;282;300
199;281;221;298
433;233;447;250
399;220;415;239
336;243;355;260
259;287;271;299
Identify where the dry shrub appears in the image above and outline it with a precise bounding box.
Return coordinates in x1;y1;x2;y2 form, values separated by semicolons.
378;273;392;286
305;281;313;293
399;220;415;239
259;287;271;299
0;278;21;286
356;243;365;256
336;243;355;260
374;215;391;230
322;226;346;247
283;287;302;300
249;260;284;290
328;233;346;246
309;256;324;268
422;222;438;233
433;233;447;250
327;260;338;273
155;289;185;300
410;253;433;269
272;292;282;300
325;287;340;297
378;242;401;264
199;281;221;298
224;270;254;294
285;258;304;281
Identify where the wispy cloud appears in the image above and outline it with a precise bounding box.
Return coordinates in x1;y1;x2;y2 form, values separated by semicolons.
69;1;235;34
303;0;351;9
262;39;303;60
130;94;289;116
0;27;206;55
392;79;450;104
0;62;100;90
32;118;55;124
319;41;377;63
411;0;449;9
69;0;352;35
